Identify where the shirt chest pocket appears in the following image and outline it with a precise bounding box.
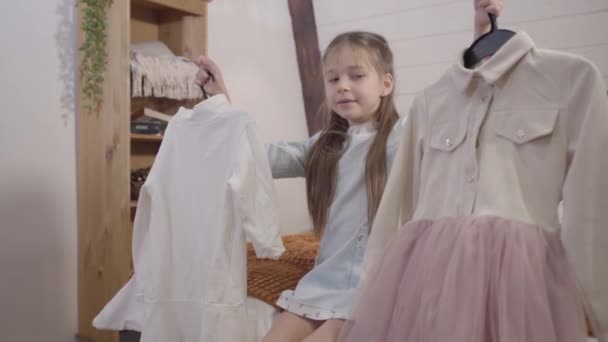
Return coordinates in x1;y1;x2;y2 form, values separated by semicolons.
429;120;467;152
493;108;559;144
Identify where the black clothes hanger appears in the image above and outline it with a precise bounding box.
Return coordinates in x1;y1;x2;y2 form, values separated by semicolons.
200;71;215;100
463;13;515;69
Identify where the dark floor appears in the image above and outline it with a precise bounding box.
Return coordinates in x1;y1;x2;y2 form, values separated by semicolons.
119;330;141;342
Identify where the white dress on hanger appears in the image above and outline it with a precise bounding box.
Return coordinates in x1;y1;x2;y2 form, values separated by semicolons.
93;95;285;342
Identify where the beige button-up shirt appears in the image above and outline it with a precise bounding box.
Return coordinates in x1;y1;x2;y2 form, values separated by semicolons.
365;32;608;340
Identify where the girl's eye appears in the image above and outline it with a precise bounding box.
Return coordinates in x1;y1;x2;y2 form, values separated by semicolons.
352;74;365;80
328;77;339;83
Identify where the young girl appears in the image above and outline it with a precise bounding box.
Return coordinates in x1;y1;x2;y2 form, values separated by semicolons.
195;3;500;341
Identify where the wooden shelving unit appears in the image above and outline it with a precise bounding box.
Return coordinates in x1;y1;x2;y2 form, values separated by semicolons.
130;0;206;202
132;0;206;16
77;1;207;341
130;133;164;142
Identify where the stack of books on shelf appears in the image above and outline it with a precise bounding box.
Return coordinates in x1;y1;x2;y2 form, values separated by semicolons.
130;108;171;136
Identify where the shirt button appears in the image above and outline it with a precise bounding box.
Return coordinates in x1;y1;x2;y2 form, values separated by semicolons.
467;175;476;183
445;138;453;147
481;95;487;102
516;129;526;139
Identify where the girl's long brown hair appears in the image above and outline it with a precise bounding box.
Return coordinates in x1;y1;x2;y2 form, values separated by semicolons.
305;31;399;236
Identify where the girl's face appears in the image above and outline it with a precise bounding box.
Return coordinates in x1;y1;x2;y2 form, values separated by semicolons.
323;44;394;126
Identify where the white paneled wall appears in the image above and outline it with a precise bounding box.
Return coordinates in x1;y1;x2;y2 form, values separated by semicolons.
0;0;78;340
314;0;608;114
208;0;311;234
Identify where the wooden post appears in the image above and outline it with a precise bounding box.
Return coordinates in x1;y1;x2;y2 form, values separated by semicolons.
288;0;325;136
77;2;131;341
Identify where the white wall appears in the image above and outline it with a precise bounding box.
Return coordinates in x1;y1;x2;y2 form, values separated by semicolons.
314;0;608;114
207;0;312;234
0;0;78;341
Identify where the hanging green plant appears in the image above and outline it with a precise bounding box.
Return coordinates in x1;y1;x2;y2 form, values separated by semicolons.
79;0;113;114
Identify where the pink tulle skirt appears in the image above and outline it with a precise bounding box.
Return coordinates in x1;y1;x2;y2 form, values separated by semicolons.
339;216;587;342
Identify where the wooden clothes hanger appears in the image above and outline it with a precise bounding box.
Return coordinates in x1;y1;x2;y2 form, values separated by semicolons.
463;13;515;69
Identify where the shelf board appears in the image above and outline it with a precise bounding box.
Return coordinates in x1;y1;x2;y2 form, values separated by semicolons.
130;200;138;208
131;0;206;16
131;133;163;142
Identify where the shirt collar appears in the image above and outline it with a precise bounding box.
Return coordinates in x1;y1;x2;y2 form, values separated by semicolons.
193;94;230;114
450;31;535;91
347;120;377;136
174;94;230;121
